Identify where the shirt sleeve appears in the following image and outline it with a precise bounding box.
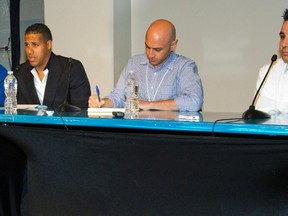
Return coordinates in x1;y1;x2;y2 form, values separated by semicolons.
107;63;131;108
174;60;204;112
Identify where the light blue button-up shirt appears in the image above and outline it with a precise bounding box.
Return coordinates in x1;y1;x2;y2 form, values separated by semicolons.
108;52;204;112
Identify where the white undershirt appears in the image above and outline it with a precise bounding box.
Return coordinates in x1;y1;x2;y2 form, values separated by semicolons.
30;68;49;105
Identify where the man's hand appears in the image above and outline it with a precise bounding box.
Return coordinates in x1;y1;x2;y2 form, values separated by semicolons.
139;99;178;111
88;94;105;108
138;100;152;110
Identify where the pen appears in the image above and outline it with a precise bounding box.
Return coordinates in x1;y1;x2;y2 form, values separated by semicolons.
96;85;101;102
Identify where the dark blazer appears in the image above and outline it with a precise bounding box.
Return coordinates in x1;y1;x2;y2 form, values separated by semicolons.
15;53;91;109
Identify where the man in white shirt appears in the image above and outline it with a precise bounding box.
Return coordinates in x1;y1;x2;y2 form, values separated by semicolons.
255;9;288;114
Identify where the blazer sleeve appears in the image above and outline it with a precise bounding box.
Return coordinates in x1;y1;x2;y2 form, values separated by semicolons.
68;59;91;108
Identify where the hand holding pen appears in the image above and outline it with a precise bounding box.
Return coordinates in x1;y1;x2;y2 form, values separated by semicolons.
88;85;105;108
96;85;101;102
88;85;108;108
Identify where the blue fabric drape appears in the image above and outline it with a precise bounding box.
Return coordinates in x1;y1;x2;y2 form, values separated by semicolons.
0;64;7;106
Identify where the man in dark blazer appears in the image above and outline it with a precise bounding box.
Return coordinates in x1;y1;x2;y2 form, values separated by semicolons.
0;23;91;215
15;23;91;109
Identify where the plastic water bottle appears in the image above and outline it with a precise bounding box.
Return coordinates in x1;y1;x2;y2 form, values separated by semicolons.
4;71;17;114
124;70;139;119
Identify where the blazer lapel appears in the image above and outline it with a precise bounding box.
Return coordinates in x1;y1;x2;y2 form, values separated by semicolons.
43;53;63;107
22;66;40;104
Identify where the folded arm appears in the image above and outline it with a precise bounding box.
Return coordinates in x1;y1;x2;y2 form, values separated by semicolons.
139;99;178;111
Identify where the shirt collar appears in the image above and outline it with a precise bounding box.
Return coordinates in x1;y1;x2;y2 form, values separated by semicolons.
141;51;176;71
30;67;49;79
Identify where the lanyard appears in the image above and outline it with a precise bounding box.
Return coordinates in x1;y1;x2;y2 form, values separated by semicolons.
145;65;169;102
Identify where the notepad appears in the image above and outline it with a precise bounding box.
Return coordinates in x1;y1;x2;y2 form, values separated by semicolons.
17;104;39;110
88;108;125;117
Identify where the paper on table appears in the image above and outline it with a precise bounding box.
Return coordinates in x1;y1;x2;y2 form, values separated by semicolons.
88;108;125;117
88;108;125;113
17;104;39;110
16;104;54;116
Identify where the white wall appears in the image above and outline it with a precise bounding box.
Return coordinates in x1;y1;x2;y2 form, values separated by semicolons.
44;0;287;112
44;0;131;97
113;0;131;86
44;0;115;97
20;0;44;64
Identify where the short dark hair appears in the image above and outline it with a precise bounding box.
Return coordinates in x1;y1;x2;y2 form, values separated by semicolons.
283;9;288;21
25;23;53;41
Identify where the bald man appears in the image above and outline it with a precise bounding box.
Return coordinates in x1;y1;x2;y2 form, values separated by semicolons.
89;19;203;112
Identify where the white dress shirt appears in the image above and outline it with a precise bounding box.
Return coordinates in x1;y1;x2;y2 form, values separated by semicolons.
255;58;288;114
30;68;49;105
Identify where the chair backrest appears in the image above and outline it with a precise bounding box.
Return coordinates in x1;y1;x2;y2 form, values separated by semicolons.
0;65;8;106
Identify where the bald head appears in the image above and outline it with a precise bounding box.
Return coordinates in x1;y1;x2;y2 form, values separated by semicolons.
144;19;178;68
145;19;176;44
